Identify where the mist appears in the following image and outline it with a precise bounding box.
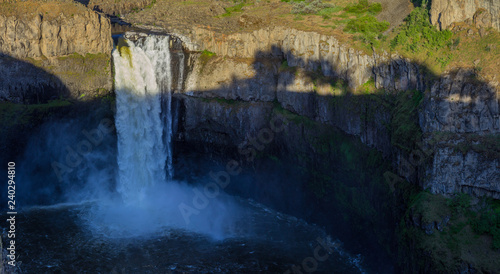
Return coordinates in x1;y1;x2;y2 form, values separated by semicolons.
16;114;246;240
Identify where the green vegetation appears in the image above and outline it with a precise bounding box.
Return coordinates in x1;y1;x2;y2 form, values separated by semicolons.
201;49;216;58
278;60;298;74
0;100;72;128
345;15;389;34
360;77;376;94
400;191;500;271
390;8;452;54
334;0;389;48
343;0;381;14
345;15;389;47
471;199;500;249
221;1;251;17
199;50;216;73
280;0;390;49
390;90;423;153
145;0;156;9
316;6;341;20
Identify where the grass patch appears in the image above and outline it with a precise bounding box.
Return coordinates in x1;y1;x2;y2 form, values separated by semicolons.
345;15;389;34
317;6;342;19
360;77;376;94
343;0;381;15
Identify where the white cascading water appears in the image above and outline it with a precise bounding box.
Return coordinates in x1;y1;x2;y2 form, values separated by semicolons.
83;33;240;239
113;35;173;203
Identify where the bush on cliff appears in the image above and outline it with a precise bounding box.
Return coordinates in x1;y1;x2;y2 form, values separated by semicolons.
390;7;452;53
344;15;389;34
343;0;382;15
344;14;389;48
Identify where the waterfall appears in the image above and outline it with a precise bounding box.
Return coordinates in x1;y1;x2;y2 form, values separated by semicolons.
113;35;174;203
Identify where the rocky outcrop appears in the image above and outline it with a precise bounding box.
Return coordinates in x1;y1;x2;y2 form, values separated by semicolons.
172;25;500;198
430;0;500;31
185;56;277;102
0;1;113;102
180;26;499;132
420;69;500;134
425;146;500;198
179;95;274;147
179;26;375;90
0;11;111;59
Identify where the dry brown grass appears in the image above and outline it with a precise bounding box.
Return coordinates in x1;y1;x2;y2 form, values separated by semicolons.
0;0;88;19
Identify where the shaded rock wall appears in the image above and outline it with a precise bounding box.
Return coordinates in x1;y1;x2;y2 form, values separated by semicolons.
175;26;499;198
426;146;500;198
420;69;500;134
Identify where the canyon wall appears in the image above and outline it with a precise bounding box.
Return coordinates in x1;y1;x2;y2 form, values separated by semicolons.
430;0;500;31
172;26;500;198
88;0;152;16
0;1;113;103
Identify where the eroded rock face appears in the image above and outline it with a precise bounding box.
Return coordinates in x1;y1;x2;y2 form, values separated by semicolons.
185;56;278;102
420;69;500;134
426;146;500;199
0;11;112;59
180;26;374;90
178;95;274;148
430;0;500;31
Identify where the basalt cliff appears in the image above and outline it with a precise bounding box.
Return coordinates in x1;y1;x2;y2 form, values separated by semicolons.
1;0;499;272
0;0;112;103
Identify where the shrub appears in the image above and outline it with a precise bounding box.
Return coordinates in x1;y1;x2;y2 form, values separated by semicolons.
344;0;382;15
390;7;452;53
291;0;332;14
344;15;389;47
344;15;389;34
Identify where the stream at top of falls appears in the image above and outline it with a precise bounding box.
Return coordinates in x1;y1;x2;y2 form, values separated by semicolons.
3;34;374;273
